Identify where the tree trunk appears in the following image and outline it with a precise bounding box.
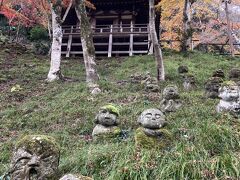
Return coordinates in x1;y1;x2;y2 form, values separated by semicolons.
224;1;235;57
149;0;165;81
181;0;192;52
75;0;101;94
47;2;63;82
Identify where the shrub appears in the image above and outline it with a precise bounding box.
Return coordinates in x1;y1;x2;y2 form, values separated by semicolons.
30;26;48;41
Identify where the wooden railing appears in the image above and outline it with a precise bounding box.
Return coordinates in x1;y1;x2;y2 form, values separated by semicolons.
62;24;150;57
62;24;149;36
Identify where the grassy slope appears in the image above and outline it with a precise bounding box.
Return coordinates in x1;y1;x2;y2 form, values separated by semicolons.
0;46;240;179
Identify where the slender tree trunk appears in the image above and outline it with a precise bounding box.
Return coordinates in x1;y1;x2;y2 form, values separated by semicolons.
149;0;165;81
75;0;101;94
224;0;235;57
181;0;192;52
47;2;63;82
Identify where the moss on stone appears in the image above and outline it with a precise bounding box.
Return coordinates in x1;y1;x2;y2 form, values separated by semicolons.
101;104;120;116
222;80;237;87
134;128;173;150
93;126;121;141
16;135;60;156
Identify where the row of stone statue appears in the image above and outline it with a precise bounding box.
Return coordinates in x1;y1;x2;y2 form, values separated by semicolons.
130;66;240;117
0;106;172;180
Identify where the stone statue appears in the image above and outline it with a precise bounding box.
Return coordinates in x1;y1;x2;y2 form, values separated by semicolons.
160;85;182;113
204;77;223;99
183;74;196;91
216;81;240;116
60;174;93;180
229;68;240;82
212;69;225;78
9;135;60;180
135;108;172;149
178;65;189;74
92;104;121;139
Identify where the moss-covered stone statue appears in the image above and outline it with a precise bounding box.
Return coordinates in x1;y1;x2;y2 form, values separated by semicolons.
92;104;121;140
183;74;196;91
59;174;93;180
135;108;172;149
229;68;240;82
204;77;223;99
216;81;240;117
4;135;60;180
178;65;189;74
212;69;225;78
160;85;182;113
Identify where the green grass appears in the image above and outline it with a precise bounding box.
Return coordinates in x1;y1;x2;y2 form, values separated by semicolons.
0;47;240;179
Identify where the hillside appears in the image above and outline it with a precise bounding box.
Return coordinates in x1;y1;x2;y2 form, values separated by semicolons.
0;46;240;179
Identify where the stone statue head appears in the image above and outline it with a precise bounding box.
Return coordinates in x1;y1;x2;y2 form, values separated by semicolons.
10;135;60;180
205;77;223;98
95;104;120;126
137;108;166;129
163;85;180;100
212;69;225;78
219;81;240;101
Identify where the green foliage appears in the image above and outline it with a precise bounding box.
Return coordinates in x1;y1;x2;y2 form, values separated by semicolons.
0;48;240;179
30;26;48;41
101;104;120;116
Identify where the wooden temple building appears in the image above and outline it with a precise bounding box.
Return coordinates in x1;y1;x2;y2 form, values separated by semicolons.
62;0;159;57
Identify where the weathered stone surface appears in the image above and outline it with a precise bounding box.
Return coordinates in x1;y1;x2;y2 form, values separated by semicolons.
178;65;189;74
160;85;182;112
229;68;240;81
216;81;240;116
142;76;160;93
59;174;93;180
212;69;225;78
92;104;121;139
135;127;172;149
92;124;121;137
204;77;223;99
10;135;60;180
183;74;196;91
137;108;166;129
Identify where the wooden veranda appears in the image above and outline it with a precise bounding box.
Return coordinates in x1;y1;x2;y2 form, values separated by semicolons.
61;23;151;57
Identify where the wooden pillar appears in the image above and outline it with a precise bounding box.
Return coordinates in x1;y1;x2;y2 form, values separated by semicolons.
129;21;134;56
66;25;73;57
108;25;113;58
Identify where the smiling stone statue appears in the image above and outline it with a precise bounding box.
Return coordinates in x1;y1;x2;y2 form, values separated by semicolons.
8;135;60;180
92;104;121;139
216;81;240;117
160;85;182;113
135;108;172;149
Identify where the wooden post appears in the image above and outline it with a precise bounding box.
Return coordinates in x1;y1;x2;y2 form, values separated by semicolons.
108;25;113;58
129;21;134;56
66;26;73;57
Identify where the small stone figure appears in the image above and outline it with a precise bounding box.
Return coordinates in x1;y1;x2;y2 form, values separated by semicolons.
130;72;145;84
143;76;160;92
178;65;189;74
204;77;223;99
135;108;172;149
216;81;240;117
9;135;60;180
212;69;225;78
160;85;182;113
92;105;121;139
60;174;93;180
183;74;197;91
229;68;240;82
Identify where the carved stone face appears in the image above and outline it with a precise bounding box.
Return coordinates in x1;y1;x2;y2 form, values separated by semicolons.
95;108;119;126
205;77;223;98
138;109;166;129
10;135;60;180
163;85;180;100
219;84;240;101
